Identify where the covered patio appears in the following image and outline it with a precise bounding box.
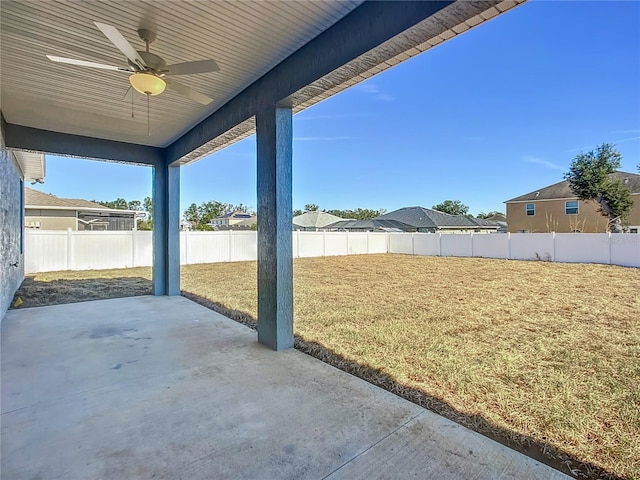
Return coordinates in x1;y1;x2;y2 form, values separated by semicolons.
0;1;572;478
2;0;528;350
1;296;568;479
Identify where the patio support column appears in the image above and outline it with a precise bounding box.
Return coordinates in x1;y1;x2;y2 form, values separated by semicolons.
256;105;293;351
152;162;181;296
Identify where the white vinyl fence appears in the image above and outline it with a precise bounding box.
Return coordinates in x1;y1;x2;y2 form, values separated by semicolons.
24;230;388;273
24;230;640;273
387;232;640;267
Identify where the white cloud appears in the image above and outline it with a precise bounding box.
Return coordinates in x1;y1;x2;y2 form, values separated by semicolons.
295;113;376;121
294;136;357;141
356;82;394;102
523;156;564;170
611;129;640;134
566;136;640;153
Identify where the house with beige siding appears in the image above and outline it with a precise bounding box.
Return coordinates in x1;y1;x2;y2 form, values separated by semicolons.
505;172;640;233
25;187;143;231
209;211;257;229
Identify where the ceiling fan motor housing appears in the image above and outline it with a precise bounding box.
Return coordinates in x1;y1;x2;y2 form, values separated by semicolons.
129;51;167;73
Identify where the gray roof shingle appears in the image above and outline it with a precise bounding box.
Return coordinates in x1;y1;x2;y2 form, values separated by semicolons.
376;206;493;230
293;211;348;228
25;188;107;209
505;172;640;203
25;188;142;213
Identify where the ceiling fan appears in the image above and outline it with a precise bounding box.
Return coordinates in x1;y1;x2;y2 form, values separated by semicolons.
47;22;218;106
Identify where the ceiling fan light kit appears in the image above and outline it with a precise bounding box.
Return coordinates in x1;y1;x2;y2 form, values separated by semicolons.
129;72;166;96
46;21;218;108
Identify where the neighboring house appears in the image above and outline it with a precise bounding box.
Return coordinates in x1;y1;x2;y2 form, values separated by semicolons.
209;211;257;229
326;218;415;232
505;172;640;233
180;219;195;231
328;206;499;233
293;211;348;231
481;213;507;233
25;187;143;231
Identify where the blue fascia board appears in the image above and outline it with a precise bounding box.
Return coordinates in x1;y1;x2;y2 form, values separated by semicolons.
166;1;454;164
3;121;164;167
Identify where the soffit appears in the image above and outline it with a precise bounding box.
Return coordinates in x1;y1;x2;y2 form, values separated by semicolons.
1;0;363;147
13;150;45;181
179;0;527;164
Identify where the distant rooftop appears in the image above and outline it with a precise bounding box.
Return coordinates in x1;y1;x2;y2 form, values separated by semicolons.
505;172;640;203
213;211;256;220
293;211;348;229
377;206;497;230
25;187;142;213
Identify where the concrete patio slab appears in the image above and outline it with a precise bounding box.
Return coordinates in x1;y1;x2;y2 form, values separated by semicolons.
1;296;569;479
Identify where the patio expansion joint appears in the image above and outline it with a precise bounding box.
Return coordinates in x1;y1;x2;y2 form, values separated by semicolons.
319;409;427;480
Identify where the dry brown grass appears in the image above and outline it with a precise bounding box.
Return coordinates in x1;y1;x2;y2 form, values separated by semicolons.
13;255;640;479
14;267;153;307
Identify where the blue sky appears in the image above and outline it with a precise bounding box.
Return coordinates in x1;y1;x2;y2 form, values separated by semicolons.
39;0;640;216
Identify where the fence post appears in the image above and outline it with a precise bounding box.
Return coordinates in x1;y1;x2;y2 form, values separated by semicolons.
507;232;511;259
437;232;442;257
385;232;390;253
66;227;73;270
470;232;474;257
296;230;300;258
228;230;233;262
366;231;370;254
323;231;326;257
551;232;556;262
131;230;136;267
411;232;415;255
607;231;612;265
346;231;350;255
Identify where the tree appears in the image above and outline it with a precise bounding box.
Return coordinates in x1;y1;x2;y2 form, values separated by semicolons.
137;196;153;230
293;205;386;220
324;208;386;220
199;201;226;225
127;200;142;211
184;203;200;224
477;211;504;219
143;196;153;219
564;143;633;233
432;200;469;216
92;197;128;210
183;200;227;230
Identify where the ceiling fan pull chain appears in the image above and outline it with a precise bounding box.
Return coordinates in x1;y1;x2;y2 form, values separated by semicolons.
147;94;151;137
131;88;135;118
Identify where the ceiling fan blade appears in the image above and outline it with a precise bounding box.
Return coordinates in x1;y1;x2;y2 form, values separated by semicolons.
46;55;131;72
94;22;146;69
166;80;213;105
166;60;220;75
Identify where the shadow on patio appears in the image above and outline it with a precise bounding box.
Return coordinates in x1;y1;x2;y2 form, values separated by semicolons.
6;275;614;479
2;294;567;480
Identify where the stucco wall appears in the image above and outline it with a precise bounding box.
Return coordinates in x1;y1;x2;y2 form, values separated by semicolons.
26;209;77;230
0;137;24;318
507;196;640;233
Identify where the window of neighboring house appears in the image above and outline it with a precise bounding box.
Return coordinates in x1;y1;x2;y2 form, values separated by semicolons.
526;203;535;216
517;229;531;233
565;201;579;215
630;227;639;234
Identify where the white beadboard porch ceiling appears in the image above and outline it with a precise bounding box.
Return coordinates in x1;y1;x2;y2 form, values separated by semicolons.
1;0;363;147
